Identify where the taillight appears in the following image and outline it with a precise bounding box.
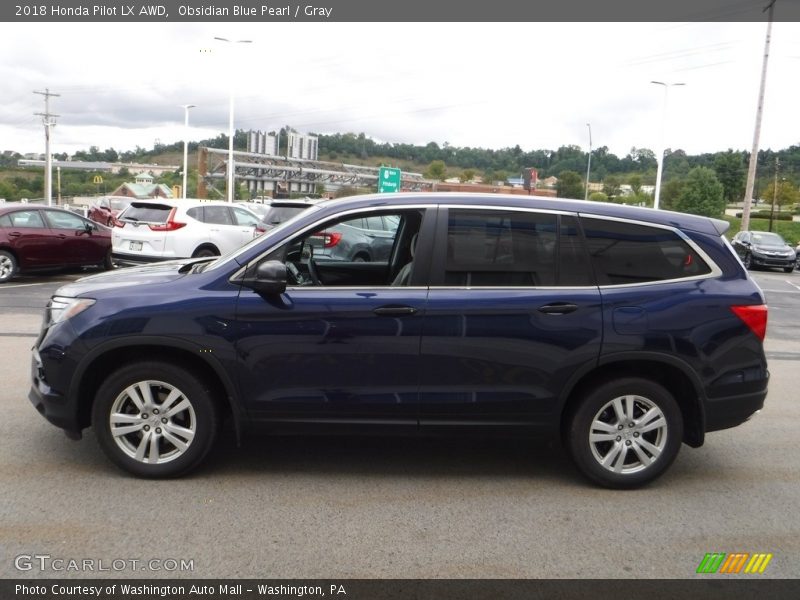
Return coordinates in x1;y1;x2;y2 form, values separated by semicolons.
147;208;186;231
312;231;342;248
730;304;768;342
255;224;266;235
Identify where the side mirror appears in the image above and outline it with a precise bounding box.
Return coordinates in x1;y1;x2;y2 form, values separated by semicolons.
241;260;287;295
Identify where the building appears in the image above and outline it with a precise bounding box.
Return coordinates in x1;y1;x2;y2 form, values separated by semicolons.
110;173;173;199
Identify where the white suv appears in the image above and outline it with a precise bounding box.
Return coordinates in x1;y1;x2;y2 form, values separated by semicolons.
112;199;261;264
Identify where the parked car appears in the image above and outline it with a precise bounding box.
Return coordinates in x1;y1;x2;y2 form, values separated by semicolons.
0;205;112;283
731;230;796;272
258;198;320;233
309;213;399;262
234;201;270;220
111;199;262;264
30;193;768;488
88;196;131;226
795;241;800;270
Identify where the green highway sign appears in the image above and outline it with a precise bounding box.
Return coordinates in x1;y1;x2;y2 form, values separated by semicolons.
378;166;401;193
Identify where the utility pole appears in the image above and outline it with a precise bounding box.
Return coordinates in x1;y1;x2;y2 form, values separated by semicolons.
742;0;777;232
584;123;592;201
769;157;779;232
34;88;60;206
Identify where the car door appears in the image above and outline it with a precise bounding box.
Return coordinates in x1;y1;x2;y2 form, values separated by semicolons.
201;205;248;254
418;207;603;429
42;209;106;265
231;206;260;244
3;209;60;267
233;207;435;424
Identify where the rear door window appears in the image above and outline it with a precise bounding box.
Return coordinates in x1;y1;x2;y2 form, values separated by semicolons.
8;210;45;228
580;217;712;285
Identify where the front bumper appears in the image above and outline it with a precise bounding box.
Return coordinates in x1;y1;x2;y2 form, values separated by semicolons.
750;252;795;269
29;353;82;437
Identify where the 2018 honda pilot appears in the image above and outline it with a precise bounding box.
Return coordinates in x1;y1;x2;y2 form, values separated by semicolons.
29;193;769;488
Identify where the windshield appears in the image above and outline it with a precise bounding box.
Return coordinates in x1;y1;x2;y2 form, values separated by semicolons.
751;232;786;246
110;199;130;210
203;204;324;272
263;205;310;226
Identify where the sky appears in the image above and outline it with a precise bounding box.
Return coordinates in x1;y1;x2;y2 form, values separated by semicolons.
1;21;799;160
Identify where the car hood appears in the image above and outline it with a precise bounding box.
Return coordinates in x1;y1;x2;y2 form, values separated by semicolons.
55;259;208;297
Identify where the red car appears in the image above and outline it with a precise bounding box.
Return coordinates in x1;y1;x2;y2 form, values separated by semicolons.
0;205;112;283
88;196;131;226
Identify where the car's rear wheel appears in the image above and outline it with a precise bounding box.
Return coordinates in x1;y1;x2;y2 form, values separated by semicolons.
92;362;220;478
0;250;18;283
192;246;219;258
566;378;683;489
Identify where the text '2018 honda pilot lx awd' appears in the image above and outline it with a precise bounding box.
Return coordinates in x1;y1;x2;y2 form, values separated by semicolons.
29;193;769;488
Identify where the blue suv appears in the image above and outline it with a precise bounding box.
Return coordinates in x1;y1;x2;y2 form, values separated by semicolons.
29;194;769;488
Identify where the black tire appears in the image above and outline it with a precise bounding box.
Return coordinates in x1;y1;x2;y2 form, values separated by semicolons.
784;266;794;273
352;253;369;263
101;249;114;271
0;250;18;283
91;361;220;478
566;378;683;489
743;253;753;270
192;247;219;258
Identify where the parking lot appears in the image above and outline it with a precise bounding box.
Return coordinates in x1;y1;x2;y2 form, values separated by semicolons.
1;268;799;579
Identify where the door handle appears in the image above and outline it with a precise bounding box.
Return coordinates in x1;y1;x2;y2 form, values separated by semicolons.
537;303;578;315
8;232;21;237
373;305;418;316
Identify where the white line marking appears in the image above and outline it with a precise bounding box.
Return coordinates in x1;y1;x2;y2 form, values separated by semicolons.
0;283;49;289
785;280;800;292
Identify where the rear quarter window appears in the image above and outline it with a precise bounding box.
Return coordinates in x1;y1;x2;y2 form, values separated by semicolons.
581;217;712;285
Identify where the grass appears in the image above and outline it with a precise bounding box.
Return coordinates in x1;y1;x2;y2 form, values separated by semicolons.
723;215;800;244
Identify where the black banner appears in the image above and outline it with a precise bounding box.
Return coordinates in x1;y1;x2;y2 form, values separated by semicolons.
4;579;800;600
2;0;800;23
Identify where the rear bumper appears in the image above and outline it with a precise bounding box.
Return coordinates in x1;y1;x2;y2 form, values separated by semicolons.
112;251;175;266
704;389;767;432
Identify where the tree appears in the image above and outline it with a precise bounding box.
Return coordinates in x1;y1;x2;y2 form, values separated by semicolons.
460;169;475;183
603;175;622;199
676;167;725;217
557;170;584;199
629;174;642;196
589;191;608;202
660;179;685;211
424;160;447;181
762;179;798;209
713;150;745;204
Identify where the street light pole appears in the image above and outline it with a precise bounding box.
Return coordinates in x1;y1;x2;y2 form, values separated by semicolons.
651;81;685;210
584;123;592;200
214;37;252;202
180;104;196;200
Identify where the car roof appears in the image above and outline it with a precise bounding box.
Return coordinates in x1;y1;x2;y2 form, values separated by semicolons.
311;192;728;236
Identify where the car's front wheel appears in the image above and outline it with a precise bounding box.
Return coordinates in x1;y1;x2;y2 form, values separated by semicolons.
743;253;753;269
566;378;683;489
92;362;220;477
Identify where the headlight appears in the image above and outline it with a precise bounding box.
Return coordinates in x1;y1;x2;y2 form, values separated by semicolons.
47;296;95;326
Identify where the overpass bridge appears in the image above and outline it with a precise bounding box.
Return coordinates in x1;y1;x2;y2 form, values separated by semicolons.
197;146;431;198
